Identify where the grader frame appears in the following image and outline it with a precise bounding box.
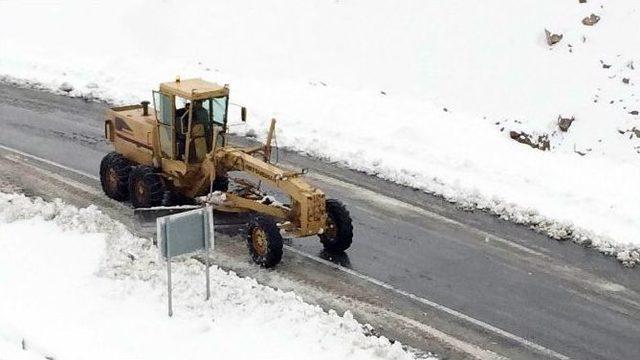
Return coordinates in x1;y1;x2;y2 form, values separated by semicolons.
101;78;352;267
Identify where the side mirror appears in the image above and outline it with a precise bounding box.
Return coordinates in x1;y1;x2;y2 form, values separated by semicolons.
241;107;247;122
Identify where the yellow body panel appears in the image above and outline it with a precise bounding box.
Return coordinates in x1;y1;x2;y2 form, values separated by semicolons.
106;105;155;167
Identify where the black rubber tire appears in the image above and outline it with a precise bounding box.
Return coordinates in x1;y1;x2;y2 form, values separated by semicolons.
128;165;166;208
246;216;283;268
99;152;132;201
211;176;229;192
319;199;353;253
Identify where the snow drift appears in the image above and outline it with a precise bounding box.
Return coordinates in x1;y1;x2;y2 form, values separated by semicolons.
0;192;426;360
0;0;638;264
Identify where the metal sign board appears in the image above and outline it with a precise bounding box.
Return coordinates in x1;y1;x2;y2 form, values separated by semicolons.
158;207;214;258
156;206;214;317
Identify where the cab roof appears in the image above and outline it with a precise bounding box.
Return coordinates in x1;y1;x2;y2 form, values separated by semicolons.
159;78;229;100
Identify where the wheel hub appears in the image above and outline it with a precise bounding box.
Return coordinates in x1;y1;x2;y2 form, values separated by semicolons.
135;181;146;201
251;228;268;256
107;169;119;193
325;216;338;240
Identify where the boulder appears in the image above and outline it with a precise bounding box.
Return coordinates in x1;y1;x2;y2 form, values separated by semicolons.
582;14;600;26
509;131;551;151
557;115;575;132
58;82;73;93
545;29;563;46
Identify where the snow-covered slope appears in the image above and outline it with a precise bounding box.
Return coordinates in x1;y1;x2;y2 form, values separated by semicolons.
0;0;638;263
0;193;424;360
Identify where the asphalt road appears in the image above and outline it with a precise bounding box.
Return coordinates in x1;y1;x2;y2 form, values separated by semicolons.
1;83;639;359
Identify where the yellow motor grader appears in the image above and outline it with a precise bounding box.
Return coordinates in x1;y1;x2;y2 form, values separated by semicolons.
100;78;353;267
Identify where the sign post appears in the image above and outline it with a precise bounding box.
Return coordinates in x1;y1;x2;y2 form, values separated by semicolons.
204;205;213;300
157;206;214;317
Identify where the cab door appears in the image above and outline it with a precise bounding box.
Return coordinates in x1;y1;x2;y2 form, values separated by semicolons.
152;91;175;159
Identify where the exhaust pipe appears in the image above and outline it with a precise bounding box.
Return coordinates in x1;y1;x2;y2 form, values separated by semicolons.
141;101;150;116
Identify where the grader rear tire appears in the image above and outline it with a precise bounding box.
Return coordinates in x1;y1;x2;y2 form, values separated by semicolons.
247;216;283;268
99;152;132;201
319;199;353;253
128;166;166;208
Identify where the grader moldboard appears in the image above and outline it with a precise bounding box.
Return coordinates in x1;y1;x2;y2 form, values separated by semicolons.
100;78;353;267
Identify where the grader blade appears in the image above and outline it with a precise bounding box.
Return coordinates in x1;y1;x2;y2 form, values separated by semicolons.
133;205;252;241
133;206;201;239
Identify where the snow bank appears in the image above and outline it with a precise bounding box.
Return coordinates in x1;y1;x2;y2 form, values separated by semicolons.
0;192;426;360
1;0;639;264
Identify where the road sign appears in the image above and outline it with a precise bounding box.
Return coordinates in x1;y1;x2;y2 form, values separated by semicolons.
158;206;213;257
157;206;214;317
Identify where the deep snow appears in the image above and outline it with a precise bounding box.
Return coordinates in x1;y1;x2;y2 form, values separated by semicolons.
0;192;429;360
0;0;638;264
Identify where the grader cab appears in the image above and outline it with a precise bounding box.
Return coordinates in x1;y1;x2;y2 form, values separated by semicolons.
100;78;353;267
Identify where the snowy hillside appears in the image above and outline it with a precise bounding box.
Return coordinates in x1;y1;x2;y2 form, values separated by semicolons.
0;193;424;360
0;0;639;263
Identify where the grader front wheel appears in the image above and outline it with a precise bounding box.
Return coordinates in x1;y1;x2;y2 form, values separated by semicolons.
319;199;353;253
247;216;283;268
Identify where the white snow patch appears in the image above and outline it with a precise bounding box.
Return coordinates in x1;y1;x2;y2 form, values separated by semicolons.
1;0;639;264
0;192;430;360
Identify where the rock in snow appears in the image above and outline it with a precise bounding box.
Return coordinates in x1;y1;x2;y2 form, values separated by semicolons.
557;115;575;132
545;29;563;46
582;13;601;26
58;82;73;92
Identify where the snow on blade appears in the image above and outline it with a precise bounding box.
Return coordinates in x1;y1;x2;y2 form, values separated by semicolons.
0;193;428;360
0;0;639;264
